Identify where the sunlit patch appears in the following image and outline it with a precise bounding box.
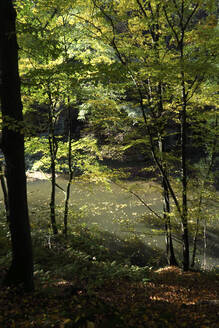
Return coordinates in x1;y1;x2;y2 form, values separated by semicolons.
53;280;72;287
155;266;182;274
150;295;171;303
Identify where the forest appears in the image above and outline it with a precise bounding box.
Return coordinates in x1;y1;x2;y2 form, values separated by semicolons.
0;0;219;327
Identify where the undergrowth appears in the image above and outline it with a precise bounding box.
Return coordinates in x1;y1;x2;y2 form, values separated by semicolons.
0;209;156;289
1;211;219;327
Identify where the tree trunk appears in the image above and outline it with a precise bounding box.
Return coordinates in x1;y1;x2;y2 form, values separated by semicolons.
157;79;178;267
0;162;9;222
191;216;200;268
159;137;178;266
48;108;58;235
203;218;207;270
0;0;34;291
163;177;178;266
180;58;190;271
49;147;58;235
63;106;74;236
191;194;202;268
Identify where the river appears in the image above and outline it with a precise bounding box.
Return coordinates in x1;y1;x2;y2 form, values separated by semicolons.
1;174;219;269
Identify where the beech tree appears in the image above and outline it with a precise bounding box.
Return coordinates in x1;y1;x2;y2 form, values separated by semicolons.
76;0;218;270
0;0;34;291
17;0;110;235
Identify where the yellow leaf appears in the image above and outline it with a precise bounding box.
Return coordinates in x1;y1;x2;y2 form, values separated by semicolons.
87;321;95;328
60;318;72;328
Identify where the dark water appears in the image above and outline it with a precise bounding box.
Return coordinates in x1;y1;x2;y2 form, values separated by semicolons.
1;176;219;269
27;177;162;233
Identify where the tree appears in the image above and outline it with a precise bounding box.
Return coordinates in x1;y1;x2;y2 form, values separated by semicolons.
12;0;218;270
77;0;218;270
17;0;109;235
0;0;34;291
162;0;218;270
0;160;9;222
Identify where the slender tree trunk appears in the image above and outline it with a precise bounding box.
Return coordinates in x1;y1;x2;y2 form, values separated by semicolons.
191;195;202;268
0;0;34;291
163;177;178;266
48;107;58;235
191;115;217;267
203;218;207;270
180;52;190;271
157;80;178;266
180;105;190;271
63;178;72;236
159;139;178;266
63;106;74;236
163;0;203;272
191;217;200;268
50;145;57;235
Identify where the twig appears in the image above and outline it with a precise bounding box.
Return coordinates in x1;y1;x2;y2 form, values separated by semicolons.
112;180;163;220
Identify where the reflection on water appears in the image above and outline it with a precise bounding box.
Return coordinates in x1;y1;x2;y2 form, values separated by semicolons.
27;177;162;232
1;176;219;269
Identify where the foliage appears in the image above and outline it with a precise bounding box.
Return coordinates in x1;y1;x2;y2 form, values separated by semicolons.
25;135;115;186
1;211;219;327
1;0;219;295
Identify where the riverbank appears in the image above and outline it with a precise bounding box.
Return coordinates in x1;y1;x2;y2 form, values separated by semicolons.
26;170;58;182
6;172;219;270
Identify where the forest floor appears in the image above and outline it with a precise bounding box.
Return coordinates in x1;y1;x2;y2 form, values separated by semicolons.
0;266;219;328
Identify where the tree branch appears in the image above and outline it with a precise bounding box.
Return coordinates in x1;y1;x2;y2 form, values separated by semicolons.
112;181;163;220
163;5;180;45
183;3;199;31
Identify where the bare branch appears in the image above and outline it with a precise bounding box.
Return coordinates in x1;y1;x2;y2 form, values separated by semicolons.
184;3;199;31
92;0;126;64
136;0;148;19
148;1;154;18
186;75;205;102
172;0;182;19
43;9;58;30
70;13;103;35
112;181;163;220
163;6;180;45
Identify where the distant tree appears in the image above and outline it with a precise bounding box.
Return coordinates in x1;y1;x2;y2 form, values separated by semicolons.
0;0;34;291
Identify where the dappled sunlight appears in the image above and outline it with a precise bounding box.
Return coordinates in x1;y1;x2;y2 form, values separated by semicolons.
0;0;218;326
149;266;219;305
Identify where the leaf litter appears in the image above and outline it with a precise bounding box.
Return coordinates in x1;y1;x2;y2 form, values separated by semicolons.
0;266;219;327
